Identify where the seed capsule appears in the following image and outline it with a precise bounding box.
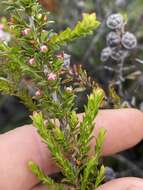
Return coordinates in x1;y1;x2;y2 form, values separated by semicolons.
106;31;121;47
121;32;137;49
111;47;128;61
101;47;112;62
106;13;124;29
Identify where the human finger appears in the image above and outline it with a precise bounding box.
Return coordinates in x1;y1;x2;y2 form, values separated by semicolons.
91;108;143;156
96;177;143;190
32;177;143;190
0;126;58;190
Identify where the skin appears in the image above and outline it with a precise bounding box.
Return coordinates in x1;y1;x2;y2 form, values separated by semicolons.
0;108;143;190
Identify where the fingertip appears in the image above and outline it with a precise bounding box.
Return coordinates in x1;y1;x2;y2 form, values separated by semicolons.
97;177;143;190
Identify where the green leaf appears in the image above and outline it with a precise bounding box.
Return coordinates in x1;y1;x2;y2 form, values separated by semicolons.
28;161;65;190
49;13;100;48
0;77;13;94
78;88;105;156
81;156;98;190
95;128;106;158
95;165;105;188
32;112;76;184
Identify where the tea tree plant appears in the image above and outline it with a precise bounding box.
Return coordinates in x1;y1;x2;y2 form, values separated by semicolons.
0;0;105;189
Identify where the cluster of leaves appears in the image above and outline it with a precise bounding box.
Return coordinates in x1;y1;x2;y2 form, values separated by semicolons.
30;89;105;190
0;0;106;189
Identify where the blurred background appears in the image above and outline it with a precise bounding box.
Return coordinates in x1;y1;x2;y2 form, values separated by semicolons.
0;0;143;181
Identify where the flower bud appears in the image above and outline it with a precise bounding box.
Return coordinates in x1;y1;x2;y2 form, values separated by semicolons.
121;32;137;49
35;89;42;97
106;31;121;47
106;13;124;29
40;45;48;53
100;47;112;62
22;28;31;36
37;13;43;20
29;58;35;65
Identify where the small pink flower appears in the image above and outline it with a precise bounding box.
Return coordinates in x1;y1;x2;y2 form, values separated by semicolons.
0;24;4;30
40;45;48;53
47;73;57;81
35;89;42;96
22;28;31;36
29;58;35;65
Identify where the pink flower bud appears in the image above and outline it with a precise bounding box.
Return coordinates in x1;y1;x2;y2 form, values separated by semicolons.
29;58;35;65
22;28;31;36
47;73;57;81
0;24;4;30
40;45;48;53
35;89;42;97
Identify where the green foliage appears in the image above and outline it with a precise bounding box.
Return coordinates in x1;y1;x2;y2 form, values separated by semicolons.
78;89;105;157
30;89;105;189
0;77;13;94
29;161;64;190
49;13;100;48
0;0;105;189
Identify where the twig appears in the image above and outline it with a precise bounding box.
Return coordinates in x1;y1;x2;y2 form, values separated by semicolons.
116;58;125;97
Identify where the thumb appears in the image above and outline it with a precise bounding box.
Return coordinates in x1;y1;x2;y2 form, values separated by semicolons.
97;177;143;190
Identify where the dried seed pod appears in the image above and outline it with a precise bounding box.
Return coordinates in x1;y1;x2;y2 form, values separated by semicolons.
111;47;128;61
101;47;112;62
106;31;121;47
104;167;116;182
106;13;124;29
121;32;137;49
